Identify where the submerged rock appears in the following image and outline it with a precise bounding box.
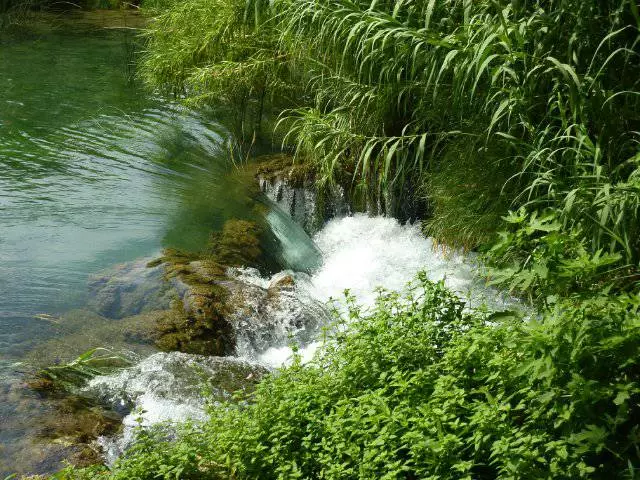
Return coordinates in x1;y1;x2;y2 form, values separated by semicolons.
87;259;177;319
36;394;122;447
1;364;122;474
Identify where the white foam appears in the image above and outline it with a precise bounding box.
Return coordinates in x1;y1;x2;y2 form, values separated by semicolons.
252;214;516;367
85;352;262;463
308;214;474;306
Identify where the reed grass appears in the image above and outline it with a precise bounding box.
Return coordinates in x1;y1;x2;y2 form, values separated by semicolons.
140;1;640;284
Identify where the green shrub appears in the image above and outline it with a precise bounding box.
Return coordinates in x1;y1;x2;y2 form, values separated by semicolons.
59;275;640;479
484;208;625;302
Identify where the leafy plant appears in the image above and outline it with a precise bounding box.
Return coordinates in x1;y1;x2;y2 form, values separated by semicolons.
59;275;640;479
485;208;624;301
33;348;131;393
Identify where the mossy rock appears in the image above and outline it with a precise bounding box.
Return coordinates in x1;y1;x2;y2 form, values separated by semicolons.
120;275;234;357
38;395;121;444
130;218;279;357
255;153;315;188
208;219;263;267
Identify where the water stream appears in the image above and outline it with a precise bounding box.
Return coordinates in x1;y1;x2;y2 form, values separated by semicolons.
0;23;513;476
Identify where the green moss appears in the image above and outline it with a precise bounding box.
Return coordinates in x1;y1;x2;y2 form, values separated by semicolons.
132;273;234;356
208;219;263;267
255;153;314;189
145;258;164;268
135;218;268;357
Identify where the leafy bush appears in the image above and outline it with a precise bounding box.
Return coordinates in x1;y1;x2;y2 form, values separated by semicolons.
59;275;640;479
485;208;625;302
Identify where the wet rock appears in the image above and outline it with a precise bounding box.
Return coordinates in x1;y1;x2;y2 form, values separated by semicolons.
87;259;177;319
255;153;350;234
132;259;325;360
114;217;323;359
161;260;235;356
268;271;295;291
0;366;120;475
208;219;263;267
85;352;269;465
37;395;121;445
140;218;268;357
256;153;315;189
226;268;327;359
139;301;233;357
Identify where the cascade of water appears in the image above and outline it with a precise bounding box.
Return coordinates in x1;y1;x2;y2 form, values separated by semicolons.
265;205;323;272
89;214;519;458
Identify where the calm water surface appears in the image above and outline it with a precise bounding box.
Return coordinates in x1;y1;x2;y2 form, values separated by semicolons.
0;24;282;475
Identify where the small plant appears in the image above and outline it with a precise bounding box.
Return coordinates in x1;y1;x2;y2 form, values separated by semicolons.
31;348;131;393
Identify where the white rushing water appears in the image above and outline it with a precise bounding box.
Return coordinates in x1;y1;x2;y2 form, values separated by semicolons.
255;214;512;366
87;213;515;461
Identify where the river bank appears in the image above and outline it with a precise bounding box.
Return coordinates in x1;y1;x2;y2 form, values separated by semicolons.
3;1;640;477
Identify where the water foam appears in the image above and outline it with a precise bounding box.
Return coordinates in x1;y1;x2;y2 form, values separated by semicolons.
255;214;512;366
85;351;265;464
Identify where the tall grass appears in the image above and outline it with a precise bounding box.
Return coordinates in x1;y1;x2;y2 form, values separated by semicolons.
140;1;640;290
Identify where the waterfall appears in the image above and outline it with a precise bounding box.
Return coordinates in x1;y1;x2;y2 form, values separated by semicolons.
85;214;518;462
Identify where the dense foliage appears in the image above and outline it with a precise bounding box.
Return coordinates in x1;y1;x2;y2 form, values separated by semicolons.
140;0;640;286
58;276;640;479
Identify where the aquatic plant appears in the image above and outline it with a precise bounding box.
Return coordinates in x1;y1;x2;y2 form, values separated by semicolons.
30;348;131;393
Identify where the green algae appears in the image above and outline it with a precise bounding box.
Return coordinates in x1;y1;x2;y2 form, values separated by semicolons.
208;219;263;267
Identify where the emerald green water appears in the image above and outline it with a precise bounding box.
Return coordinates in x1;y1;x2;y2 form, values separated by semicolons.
0;24;317;475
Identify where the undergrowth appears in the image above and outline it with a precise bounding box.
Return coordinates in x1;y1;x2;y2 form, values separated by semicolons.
57;275;640;479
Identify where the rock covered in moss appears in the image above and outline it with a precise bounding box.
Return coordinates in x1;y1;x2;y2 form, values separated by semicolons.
208;219;263;267
137;218;267;356
37;395;121;445
255;153;314;188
